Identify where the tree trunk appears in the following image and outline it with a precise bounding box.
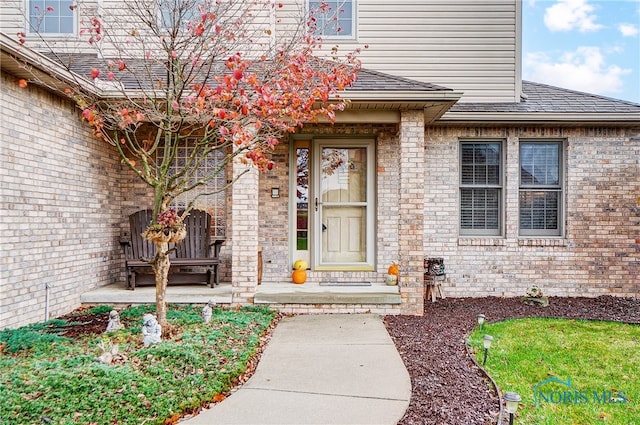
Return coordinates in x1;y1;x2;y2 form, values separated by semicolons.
153;240;171;326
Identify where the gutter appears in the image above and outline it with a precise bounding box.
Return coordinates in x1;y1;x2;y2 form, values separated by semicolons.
0;31;97;96
439;111;640;125
340;89;464;103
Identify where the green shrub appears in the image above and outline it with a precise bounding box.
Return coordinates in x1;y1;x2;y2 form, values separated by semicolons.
0;328;71;354
1;305;277;425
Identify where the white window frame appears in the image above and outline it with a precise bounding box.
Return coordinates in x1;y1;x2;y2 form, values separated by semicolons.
26;0;77;36
518;140;564;237
459;140;504;237
307;0;356;40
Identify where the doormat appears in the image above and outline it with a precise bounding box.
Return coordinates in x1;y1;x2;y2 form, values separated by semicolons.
319;282;372;286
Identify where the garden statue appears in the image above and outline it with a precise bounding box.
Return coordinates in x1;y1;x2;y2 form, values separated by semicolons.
105;310;123;332
97;340;120;365
526;285;543;298
202;300;215;323
142;314;162;346
522;285;549;307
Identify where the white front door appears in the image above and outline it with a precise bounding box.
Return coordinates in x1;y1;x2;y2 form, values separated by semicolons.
313;140;375;269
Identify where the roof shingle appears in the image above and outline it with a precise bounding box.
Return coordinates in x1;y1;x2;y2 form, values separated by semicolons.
449;81;640;113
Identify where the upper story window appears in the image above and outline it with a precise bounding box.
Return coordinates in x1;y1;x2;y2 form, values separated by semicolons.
308;0;355;38
28;0;76;35
519;141;564;236
158;0;199;31
460;141;503;236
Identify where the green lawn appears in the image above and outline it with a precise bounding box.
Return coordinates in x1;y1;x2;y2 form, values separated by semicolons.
470;318;639;425
0;304;277;425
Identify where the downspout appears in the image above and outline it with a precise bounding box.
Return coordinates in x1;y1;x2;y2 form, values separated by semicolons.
44;282;52;321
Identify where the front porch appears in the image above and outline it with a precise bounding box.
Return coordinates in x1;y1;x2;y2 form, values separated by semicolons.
80;282;402;310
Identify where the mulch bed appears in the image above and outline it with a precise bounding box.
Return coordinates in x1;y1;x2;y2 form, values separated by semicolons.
384;296;640;425
55;307;111;338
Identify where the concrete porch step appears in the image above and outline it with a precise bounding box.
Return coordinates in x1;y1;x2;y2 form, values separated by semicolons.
254;283;402;305
80;283;402;307
80;284;232;305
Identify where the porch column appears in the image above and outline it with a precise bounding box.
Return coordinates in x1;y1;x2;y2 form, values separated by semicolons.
230;160;260;305
398;110;425;315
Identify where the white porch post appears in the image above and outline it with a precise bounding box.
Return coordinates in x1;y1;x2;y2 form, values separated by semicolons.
398;110;425;315
230;160;260;305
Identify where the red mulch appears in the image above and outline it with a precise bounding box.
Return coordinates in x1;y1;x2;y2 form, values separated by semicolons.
384;296;640;425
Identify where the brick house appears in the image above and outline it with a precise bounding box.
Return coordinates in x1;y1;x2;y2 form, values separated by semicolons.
1;1;639;329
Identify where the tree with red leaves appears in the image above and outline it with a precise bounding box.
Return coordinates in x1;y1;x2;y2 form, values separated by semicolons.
19;0;361;326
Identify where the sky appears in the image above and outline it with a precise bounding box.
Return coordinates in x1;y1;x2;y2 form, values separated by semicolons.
522;0;640;104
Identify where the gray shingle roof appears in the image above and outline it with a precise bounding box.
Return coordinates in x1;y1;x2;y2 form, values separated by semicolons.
348;68;452;92
48;53;453;93
449;80;640;113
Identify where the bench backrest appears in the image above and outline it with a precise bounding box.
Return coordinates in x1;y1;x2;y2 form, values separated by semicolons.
127;209;213;259
129;209;156;259
175;209;211;258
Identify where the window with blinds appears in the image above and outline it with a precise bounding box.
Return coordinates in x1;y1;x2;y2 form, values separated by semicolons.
519;141;563;236
460;142;503;236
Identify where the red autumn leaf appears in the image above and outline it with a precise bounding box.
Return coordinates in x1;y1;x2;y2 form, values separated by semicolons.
18;79;28;88
213;394;226;402
164;413;181;425
118;60;126;71
91;68;100;79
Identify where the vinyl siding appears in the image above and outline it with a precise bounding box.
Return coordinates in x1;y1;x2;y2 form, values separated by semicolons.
0;0;100;54
279;0;520;102
1;0;520;103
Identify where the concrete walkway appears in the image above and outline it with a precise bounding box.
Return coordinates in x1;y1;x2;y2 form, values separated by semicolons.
182;314;411;425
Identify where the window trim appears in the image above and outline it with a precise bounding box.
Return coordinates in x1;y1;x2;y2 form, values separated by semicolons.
25;0;78;36
518;140;565;237
307;0;357;40
459;140;504;237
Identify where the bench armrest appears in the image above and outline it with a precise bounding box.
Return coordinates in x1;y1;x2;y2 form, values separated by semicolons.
209;238;225;258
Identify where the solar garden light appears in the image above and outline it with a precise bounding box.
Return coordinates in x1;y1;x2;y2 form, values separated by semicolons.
482;335;494;365
477;313;486;329
504;391;521;425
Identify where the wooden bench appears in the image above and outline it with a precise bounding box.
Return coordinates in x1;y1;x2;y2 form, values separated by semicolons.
121;209;224;290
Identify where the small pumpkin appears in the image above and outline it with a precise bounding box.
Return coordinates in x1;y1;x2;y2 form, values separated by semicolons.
293;259;308;270
387;262;399;277
292;269;307;284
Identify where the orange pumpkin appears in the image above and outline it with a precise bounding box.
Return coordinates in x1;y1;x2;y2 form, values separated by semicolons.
388;263;399;276
292;269;307;284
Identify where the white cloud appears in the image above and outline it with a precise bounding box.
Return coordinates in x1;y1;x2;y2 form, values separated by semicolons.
544;0;603;32
618;23;639;37
523;46;631;96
